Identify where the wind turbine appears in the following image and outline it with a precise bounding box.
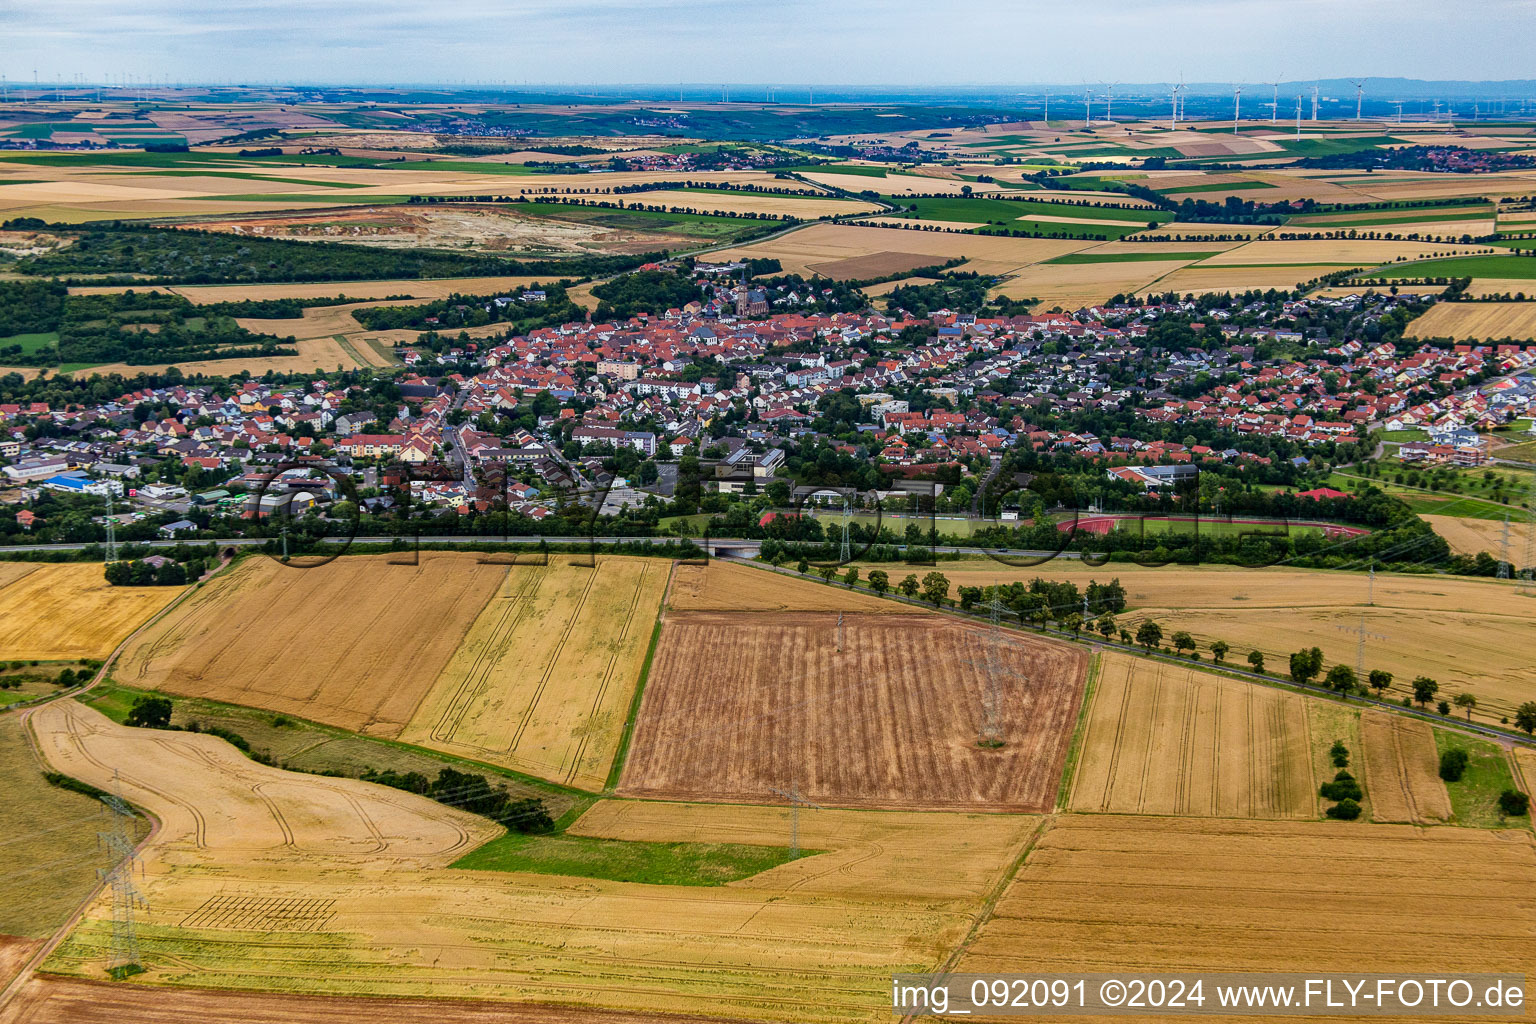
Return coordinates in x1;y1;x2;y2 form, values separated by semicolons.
1296;94;1304;140
1351;79;1367;120
1101;81;1118;123
1083;88;1093;126
1232;84;1243;133
1269;76;1282;123
1311;85;1320;121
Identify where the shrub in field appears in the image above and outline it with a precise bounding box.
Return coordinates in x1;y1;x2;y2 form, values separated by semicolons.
1326;798;1362;820
1498;790;1529;817
1438;747;1469;782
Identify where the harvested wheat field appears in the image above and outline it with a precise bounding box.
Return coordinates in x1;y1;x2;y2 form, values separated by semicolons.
1359;711;1452;824
961;814;1536;1001
711;222;1090;277
1422;514;1536;559
668;561;920;614
1069;654;1316;819
116;554;506;735
1201;237;1477;266
32;699;498;862
1408;302;1536;339
0;563;183;660
400;556;667;789
1153;264;1358;296
73;335;365;377
886;559;1536;726
805;250;947;280
991;258;1197;309
29;708;1034;1024
620;611;1087;810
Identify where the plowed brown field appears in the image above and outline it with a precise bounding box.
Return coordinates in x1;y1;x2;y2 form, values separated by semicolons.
115;554;506;735
1359;711;1453;824
619;611;1088;810
1069;654;1317;818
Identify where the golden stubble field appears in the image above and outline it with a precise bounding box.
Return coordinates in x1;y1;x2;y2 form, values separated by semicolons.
1421;514;1536;560
116;554;508;735
961;814;1536;1008
710;222;1093;277
1408;302;1536;339
1069;653;1317;819
1359;711;1452;824
620;610;1088;811
400;556;668;789
878;559;1536;726
28;699;1038;1024
0;563;184;660
668;560;921;615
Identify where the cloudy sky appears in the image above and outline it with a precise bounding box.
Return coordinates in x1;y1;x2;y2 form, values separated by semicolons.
5;0;1534;86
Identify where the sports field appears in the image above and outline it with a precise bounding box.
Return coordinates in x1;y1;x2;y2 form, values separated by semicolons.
0;562;184;660
400;556;668;789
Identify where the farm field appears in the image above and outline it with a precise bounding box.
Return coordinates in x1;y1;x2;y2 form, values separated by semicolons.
0;562;183;660
619;611;1088;811
961;814;1536;986
711;222;1093;278
667;560;921;614
115;553;507;736
1407;300;1536;339
1421;513;1535;558
1359;711;1452;824
1374;254;1536;280
400;556;668;789
1068;654;1317;819
25;700;1037;1024
68;275;550;303
859;559;1536;726
0;715;150;952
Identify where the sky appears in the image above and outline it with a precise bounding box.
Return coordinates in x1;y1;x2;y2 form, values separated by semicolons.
5;0;1536;87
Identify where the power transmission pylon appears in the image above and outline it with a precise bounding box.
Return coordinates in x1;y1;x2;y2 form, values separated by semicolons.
104;487;118;562
836;610;844;654
1498;514;1512;580
838;496;851;565
964;595;1020;748
97;772;147;978
767;785;822;860
1520;470;1536;595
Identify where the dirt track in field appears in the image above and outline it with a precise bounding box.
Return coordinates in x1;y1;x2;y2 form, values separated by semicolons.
618;611;1088;811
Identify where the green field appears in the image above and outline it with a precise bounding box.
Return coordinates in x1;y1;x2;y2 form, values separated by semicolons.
0;331;60;355
782;163;887;177
1044;251;1219;265
1493;439;1536;463
1432;731;1527;829
886;195;1169;228
452;830;798;884
1369;255;1536;280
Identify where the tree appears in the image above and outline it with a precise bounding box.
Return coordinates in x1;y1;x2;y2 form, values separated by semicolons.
125;695;173;729
1368;669;1393;694
1065;612;1084;638
898;573;920;598
1289;647;1324;684
818;565;837;584
1326;797;1362;820
1247;650;1265;674
1170;631;1196;656
1410;675;1440;708
1515;702;1536;735
921;571;950;607
1118;628;1132;645
867;569;889;595
1324;664;1357;694
1453;692;1477;721
1210;640;1229;664
1438;747;1468;782
1135;620;1163;653
1096;614;1116;640
842;567;859;589
1498;790;1530;817
957;585;982;612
